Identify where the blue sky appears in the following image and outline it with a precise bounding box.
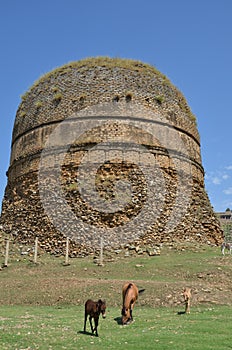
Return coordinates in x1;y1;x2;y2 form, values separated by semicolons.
0;0;231;212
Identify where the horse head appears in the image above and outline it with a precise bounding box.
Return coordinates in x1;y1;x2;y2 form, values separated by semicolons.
182;288;191;301
121;307;131;325
97;299;106;318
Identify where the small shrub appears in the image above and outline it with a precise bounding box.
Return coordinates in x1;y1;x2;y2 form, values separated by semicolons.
52;86;59;93
35;101;43;109
53;93;62;102
66;183;78;191
125;92;133;102
19;111;27;117
155;95;164;104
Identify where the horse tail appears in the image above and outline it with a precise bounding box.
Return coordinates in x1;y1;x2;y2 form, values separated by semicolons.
138;288;145;295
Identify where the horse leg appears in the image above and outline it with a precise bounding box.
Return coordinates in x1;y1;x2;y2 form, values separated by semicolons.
130;308;133;321
185;300;190;314
89;316;94;333
94;316;99;337
84;312;87;332
130;300;136;321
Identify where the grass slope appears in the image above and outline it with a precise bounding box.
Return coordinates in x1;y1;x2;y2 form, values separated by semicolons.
0;243;232;349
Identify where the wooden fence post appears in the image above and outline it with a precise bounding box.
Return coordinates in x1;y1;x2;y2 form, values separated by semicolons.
34;237;38;264
4;239;10;267
64;236;70;265
99;237;104;266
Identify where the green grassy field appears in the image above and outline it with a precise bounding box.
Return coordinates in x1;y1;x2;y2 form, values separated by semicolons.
1;305;232;350
0;243;232;349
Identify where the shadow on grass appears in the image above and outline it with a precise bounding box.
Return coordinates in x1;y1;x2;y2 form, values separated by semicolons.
114;316;122;325
177;311;187;315
114;316;134;325
78;330;97;337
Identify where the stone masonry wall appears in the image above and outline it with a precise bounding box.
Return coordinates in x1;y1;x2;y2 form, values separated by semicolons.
0;58;223;255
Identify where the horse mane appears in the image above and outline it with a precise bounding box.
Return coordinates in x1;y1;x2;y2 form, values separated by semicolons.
124;283;133;296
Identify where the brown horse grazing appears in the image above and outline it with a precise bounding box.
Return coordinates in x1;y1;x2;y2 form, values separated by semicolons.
84;299;106;336
121;282;145;325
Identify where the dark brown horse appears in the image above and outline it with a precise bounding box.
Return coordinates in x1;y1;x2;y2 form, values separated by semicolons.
84;299;106;336
121;282;144;325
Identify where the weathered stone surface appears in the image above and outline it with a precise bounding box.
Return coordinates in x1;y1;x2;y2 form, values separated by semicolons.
0;57;223;256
